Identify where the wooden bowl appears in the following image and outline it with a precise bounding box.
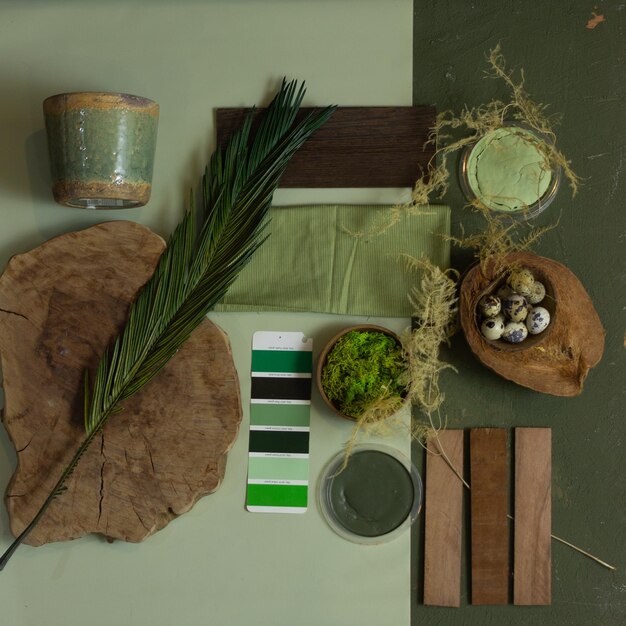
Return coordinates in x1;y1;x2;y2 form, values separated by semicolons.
459;252;604;396
316;324;408;421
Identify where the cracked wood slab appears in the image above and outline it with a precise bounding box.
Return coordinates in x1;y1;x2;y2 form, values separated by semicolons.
0;221;242;545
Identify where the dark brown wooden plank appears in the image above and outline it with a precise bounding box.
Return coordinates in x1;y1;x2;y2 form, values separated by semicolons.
514;428;552;605
216;106;436;188
470;428;510;605
423;430;465;607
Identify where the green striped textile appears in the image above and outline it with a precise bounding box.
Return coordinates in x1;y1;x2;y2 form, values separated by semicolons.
216;204;450;318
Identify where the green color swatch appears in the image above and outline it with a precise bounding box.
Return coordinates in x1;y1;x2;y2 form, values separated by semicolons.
247;484;308;508
250;403;311;427
251;349;312;373
248;457;310;481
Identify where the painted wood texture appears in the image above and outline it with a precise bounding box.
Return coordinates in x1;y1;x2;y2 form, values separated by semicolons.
459;252;604;396
216;106;435;187
514;428;552;605
470;428;509;605
0;221;242;545
423;430;465;607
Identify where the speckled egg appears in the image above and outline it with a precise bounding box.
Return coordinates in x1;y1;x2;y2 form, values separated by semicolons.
493;312;506;326
496;284;514;300
478;294;501;318
502;293;529;322
502;321;528;343
508;268;535;297
526;306;551;334
528;281;546;305
481;316;505;340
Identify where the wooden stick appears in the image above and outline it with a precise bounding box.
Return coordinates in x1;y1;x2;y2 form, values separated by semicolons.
470;428;509;605
424;430;464;607
514;428;552;605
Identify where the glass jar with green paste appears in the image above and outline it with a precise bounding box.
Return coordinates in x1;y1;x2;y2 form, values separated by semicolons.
460;124;561;219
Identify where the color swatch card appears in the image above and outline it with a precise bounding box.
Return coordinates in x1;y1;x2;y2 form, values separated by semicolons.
247;331;313;513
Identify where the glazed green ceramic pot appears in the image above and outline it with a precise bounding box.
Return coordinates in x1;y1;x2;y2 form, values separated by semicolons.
43;92;159;208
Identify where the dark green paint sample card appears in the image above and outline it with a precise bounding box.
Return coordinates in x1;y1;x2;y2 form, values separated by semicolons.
246;332;313;513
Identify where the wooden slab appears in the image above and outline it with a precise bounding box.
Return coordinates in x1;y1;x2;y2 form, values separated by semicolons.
514;428;552;605
216;106;436;187
470;428;509;605
0;221;242;545
459;252;605;396
423;430;465;607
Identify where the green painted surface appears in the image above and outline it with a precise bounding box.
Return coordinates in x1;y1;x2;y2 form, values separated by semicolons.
250;403;311;427
327;450;414;537
466;126;552;211
247;457;310;481
251;349;312;373
247;483;308;508
45;109;158;184
413;1;625;623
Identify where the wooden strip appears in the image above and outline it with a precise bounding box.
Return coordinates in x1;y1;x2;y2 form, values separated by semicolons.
514;428;552;605
470;428;509;605
216;106;436;188
423;430;465;607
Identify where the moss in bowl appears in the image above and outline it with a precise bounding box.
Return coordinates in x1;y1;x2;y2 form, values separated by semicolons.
317;325;408;420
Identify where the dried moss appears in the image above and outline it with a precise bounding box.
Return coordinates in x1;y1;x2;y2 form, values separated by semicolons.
412;44;580;212
448;207;559;277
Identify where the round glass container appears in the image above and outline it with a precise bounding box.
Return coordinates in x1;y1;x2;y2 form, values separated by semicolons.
459;124;561;219
317;444;422;545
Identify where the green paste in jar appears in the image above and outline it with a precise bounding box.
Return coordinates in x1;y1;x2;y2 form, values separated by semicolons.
465;126;553;212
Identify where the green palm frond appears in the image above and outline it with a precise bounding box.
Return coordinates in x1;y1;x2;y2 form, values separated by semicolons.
0;80;335;571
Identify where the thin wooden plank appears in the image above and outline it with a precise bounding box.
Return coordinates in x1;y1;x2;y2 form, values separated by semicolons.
423;430;465;607
216;106;436;188
514;428;552;605
470;428;510;605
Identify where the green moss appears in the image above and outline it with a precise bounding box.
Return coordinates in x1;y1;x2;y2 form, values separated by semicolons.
321;330;408;418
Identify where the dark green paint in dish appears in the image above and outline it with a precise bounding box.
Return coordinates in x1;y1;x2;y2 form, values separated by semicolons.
328;450;414;537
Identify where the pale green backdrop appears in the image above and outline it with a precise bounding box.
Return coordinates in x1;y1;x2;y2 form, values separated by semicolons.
0;2;416;626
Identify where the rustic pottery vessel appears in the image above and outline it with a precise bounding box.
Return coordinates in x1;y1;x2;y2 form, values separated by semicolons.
43;92;159;208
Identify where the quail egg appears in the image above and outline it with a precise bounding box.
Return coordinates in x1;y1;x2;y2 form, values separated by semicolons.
502;321;528;343
502;293;529;322
508;268;535;297
526;306;551;334
528;281;546;305
496;284;514;300
481;316;505;340
478;294;501;318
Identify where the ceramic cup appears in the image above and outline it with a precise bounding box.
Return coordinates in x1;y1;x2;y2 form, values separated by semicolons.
43;92;159;209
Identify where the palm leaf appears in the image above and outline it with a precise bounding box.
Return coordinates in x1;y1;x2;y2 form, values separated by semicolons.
0;80;335;571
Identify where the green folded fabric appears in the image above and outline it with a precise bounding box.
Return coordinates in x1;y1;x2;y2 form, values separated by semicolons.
216;204;450;318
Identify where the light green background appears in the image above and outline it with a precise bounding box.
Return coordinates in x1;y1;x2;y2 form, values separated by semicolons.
0;2;414;626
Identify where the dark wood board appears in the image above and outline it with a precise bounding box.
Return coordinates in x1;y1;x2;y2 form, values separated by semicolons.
470;428;510;605
514;428;552;605
423;430;465;607
216;106;436;187
0;221;242;545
